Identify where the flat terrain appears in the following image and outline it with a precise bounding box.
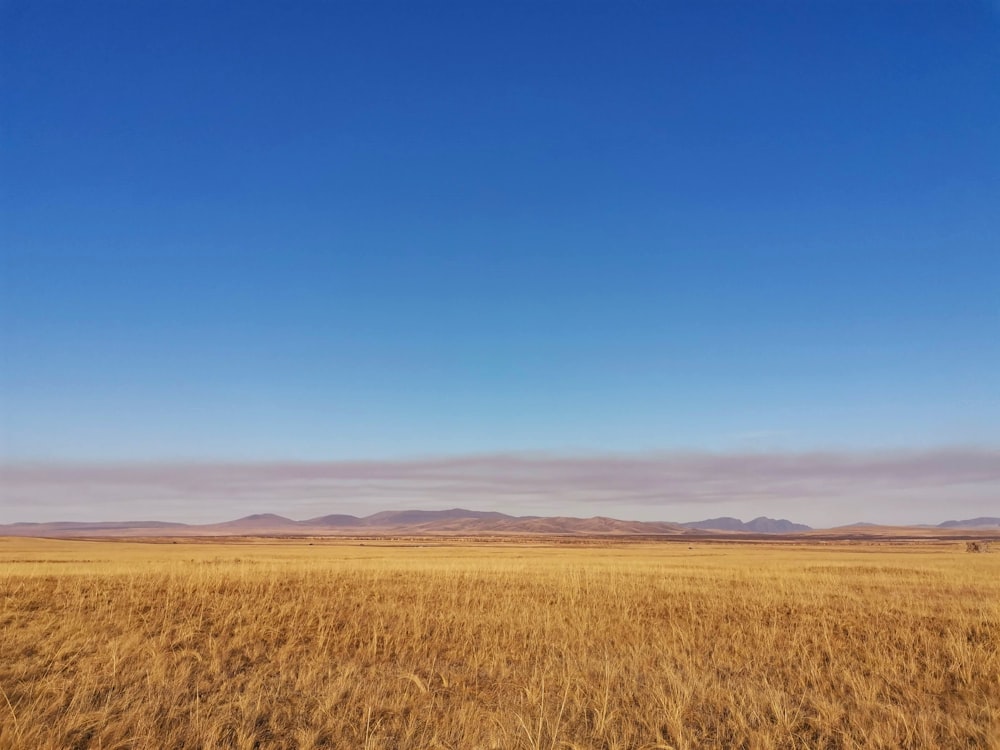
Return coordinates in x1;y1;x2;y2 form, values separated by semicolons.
1;537;998;749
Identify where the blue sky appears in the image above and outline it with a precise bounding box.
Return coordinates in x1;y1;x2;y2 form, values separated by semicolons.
1;2;998;523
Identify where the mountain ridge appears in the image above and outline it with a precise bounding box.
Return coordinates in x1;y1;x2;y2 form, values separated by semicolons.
937;517;1000;529
680;516;812;533
0;508;787;536
2;509;997;537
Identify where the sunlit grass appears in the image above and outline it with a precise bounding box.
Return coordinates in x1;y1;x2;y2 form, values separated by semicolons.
1;537;997;749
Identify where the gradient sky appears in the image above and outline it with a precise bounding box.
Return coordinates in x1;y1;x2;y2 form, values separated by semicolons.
2;2;998;525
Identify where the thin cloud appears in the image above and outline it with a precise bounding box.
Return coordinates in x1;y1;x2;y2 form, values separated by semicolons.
2;448;998;525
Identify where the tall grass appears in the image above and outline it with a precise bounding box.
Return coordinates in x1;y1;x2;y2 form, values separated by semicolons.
1;538;997;749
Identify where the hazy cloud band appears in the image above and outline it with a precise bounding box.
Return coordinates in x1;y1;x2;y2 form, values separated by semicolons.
2;448;998;526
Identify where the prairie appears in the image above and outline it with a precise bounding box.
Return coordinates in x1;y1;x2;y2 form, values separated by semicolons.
1;537;997;749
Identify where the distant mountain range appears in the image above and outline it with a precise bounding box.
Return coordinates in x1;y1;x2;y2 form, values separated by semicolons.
2;509;998;538
679;516;811;533
937;517;1000;529
0;508;806;537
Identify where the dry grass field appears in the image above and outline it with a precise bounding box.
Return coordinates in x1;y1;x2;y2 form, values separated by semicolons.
1;536;998;749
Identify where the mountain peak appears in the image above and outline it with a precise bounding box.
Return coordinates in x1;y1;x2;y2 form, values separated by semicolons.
681;516;811;533
938;517;1000;529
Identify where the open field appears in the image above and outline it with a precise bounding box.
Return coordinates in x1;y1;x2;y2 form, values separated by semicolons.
1;537;998;749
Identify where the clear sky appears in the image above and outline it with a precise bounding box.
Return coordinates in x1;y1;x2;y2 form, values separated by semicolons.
2;2;998;525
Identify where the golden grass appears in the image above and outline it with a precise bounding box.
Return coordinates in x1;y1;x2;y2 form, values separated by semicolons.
1;537;998;749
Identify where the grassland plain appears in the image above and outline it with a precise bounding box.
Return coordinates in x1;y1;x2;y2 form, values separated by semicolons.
1;537;998;750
